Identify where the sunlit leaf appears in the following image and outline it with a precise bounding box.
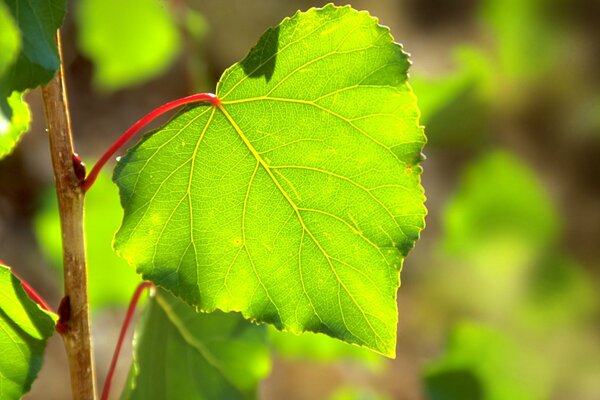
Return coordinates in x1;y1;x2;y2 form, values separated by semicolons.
0;263;57;400
122;290;270;399
35;171;141;309
76;0;180;90
114;5;426;357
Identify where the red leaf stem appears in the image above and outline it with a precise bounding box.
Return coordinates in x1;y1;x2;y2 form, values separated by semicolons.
10;270;54;313
82;93;220;192
101;282;154;400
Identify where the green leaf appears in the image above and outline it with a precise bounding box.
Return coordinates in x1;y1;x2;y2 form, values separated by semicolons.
114;5;426;357
76;0;180;90
0;91;30;159
0;263;57;400
424;322;548;400
0;0;66;95
122;290;270;399
35;171;141;309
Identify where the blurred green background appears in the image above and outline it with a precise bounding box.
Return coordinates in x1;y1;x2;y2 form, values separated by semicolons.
0;0;598;399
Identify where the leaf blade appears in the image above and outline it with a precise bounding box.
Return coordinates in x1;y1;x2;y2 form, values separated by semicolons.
0;263;57;400
114;5;426;357
122;290;270;399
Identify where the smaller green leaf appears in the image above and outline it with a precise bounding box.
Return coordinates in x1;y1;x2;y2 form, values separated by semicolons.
35;171;141;309
122;290;270;399
0;91;31;160
0;263;57;400
76;0;180;90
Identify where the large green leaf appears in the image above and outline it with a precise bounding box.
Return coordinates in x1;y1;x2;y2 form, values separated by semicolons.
76;0;179;90
0;91;30;159
0;263;57;400
35;171;141;309
0;0;66;96
114;5;426;357
122;290;270;399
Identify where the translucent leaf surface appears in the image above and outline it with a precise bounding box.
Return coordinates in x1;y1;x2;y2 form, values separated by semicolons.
114;5;426;357
122;290;270;399
0;263;57;400
76;0;179;90
35;172;141;309
0;91;30;159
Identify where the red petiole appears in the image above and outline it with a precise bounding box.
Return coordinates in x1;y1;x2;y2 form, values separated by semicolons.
10;270;53;313
82;93;220;192
101;282;154;400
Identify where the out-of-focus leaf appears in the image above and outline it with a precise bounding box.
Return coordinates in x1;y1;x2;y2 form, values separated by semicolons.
432;151;560;316
412;48;493;149
0;0;66;96
413;48;492;124
113;4;426;358
0;2;20;76
0;263;57;400
269;327;383;370
329;386;390;400
522;256;597;329
0;91;30;159
480;0;561;83
122;290;271;399
443;150;559;260
76;0;180;90
184;8;208;42
35;171;141;309
424;322;549;400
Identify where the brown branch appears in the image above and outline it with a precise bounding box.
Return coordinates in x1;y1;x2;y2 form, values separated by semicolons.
41;30;97;400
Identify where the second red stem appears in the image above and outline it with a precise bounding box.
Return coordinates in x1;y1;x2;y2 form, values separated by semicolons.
101;282;154;400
